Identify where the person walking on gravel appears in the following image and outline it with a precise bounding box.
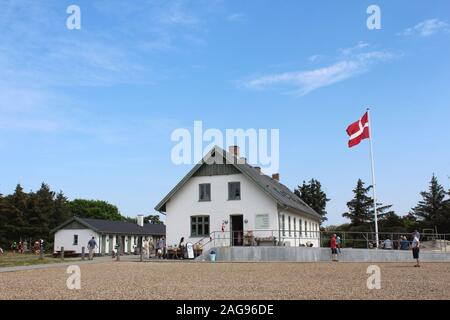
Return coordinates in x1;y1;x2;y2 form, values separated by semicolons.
330;234;338;262
411;234;420;267
87;237;97;260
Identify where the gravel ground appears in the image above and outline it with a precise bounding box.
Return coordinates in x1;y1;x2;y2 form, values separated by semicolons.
0;261;449;300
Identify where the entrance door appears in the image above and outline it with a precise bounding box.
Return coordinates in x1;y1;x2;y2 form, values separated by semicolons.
109;235;114;254
121;236;125;254
230;215;244;246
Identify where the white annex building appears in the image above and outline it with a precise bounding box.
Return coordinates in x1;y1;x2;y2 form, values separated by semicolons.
52;216;165;255
155;146;321;249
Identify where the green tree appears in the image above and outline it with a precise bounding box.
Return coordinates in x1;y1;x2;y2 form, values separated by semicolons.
27;183;55;241
342;179;393;229
144;214;163;224
378;212;408;233
294;179;330;224
411;174;448;231
51;191;71;230
70;199;123;221
5;185;28;241
0;193;22;246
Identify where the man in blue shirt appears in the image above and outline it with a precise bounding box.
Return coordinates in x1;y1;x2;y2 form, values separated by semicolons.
400;236;410;250
88;237;97;260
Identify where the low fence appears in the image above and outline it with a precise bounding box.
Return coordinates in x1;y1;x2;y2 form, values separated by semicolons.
200;246;450;263
195;230;450;253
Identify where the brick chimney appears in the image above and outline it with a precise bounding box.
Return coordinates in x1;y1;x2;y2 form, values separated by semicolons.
229;145;240;157
254;166;261;174
272;173;280;181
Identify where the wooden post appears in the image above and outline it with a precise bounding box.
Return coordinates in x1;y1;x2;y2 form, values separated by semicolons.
81;247;85;260
61;247;64;261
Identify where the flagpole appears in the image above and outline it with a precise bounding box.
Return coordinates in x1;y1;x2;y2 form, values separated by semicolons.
366;108;380;249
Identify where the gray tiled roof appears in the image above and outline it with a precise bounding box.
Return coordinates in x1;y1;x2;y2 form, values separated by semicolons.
155;146;321;221
237;162;320;219
143;223;166;236
52;217;166;236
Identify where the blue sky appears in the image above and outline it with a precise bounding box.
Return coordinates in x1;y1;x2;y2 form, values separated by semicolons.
1;0;449;226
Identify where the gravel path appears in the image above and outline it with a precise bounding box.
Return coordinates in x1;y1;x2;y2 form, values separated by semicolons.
1;261;449;300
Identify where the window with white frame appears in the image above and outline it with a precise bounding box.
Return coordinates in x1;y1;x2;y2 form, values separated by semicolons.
293;218;296;238
305;220;308;238
288;216;291;237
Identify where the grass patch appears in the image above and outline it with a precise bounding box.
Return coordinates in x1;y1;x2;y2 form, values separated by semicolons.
0;252;67;268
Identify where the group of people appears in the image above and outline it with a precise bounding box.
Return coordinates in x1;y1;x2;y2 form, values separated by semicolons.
6;240;45;255
142;237;166;259
329;231;422;267
380;232;420;251
141;236;190;260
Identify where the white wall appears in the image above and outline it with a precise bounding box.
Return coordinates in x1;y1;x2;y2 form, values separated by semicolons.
279;209;320;248
165;173;279;247
54;229;100;254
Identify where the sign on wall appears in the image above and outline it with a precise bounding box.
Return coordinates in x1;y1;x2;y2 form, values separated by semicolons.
255;214;270;229
186;242;194;259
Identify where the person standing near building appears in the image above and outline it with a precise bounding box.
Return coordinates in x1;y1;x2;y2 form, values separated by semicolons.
87;237;97;260
148;237;155;258
11;241;17;254
142;237;150;260
336;235;342;253
157;237;165;259
411;234;420;267
330;234;338;262
40;239;45;254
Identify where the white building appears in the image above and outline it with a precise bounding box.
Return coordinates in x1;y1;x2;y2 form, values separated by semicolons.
155;146;321;250
52;216;165;255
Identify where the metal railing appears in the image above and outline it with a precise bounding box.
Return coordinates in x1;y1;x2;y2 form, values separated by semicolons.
194;229;450;253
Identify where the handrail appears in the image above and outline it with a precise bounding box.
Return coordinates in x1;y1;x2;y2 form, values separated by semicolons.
193;231;216;248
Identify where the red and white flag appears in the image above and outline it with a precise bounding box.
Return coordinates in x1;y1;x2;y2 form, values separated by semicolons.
346;112;370;148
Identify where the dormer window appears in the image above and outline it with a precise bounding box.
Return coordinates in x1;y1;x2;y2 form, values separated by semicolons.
228;182;241;200
199;183;211;201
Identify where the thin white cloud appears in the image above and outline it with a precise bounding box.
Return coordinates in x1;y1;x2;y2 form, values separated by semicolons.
240;45;395;96
227;13;245;22
398;19;450;37
339;41;369;55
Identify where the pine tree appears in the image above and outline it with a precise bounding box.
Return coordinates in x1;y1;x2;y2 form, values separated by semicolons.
6;184;27;241
294;179;330;224
27;183;55;241
342;179;392;228
411;174;447;230
51;191;71;230
0;190;26;245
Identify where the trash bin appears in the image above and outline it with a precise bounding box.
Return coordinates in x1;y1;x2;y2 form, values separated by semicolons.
210;250;216;262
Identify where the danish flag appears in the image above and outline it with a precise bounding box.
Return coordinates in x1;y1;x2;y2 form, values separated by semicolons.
346;112;370;148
